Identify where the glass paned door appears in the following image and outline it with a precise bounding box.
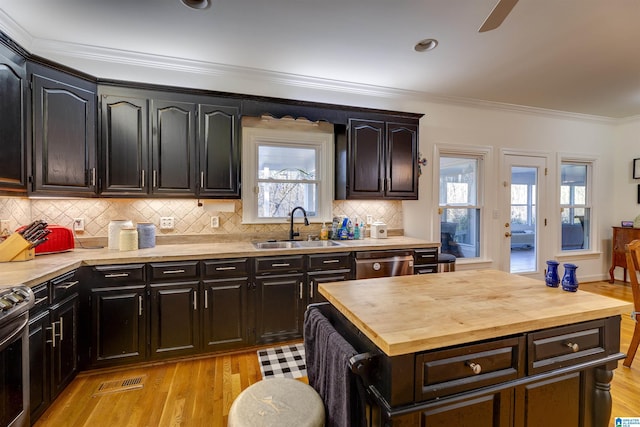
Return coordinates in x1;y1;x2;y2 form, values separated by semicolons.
502;155;547;274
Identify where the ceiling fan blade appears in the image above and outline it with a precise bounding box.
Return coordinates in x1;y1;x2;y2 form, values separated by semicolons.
478;0;519;32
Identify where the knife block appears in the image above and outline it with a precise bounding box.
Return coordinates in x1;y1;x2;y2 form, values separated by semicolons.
0;233;35;262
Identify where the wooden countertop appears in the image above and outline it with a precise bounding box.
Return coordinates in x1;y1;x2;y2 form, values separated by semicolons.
0;236;436;288
318;269;633;357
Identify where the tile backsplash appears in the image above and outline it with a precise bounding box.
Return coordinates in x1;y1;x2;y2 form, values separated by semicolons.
0;197;403;243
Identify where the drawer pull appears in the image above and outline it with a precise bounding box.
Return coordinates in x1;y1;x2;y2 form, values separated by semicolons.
104;273;129;278
566;342;580;352
56;280;79;290
215;266;237;271
466;361;482;375
162;269;186;274
272;263;290;267
322;259;340;264
34;296;48;305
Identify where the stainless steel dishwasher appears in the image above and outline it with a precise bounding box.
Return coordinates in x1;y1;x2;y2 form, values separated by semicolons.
354;250;414;279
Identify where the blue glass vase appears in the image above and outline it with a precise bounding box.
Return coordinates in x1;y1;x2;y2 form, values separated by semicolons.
545;260;560;287
561;263;579;292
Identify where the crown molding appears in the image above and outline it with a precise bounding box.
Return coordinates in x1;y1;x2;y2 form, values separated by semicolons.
0;10;621;125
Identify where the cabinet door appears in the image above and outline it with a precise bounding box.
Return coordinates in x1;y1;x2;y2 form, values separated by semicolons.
91;285;147;367
418;388;513;427
151;99;197;196
49;294;79;400
386;122;418;199
255;273;305;344
348;119;384;198
514;372;581;427
307;269;351;304
100;94;149;195
30;64;97;195
0;45;26;193
202;277;249;351
149;281;200;359
28;310;50;422
198;102;240;198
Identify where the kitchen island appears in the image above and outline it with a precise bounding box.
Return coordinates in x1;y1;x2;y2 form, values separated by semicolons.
318;269;632;427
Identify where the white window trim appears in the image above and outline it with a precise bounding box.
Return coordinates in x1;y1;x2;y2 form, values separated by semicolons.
241;126;334;224
557;153;598;255
433;143;493;263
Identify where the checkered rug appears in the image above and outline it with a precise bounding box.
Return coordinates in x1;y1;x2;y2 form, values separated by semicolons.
257;343;307;379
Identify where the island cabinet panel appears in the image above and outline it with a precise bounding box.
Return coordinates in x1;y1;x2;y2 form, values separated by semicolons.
29;62;97;196
514;372;581;427
202;258;250;352
151;99;198;196
99;94;149;195
418;388;514;427
0;42;26;193
198;102;240;198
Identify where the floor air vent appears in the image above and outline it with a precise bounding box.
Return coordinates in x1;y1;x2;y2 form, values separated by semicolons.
93;376;145;396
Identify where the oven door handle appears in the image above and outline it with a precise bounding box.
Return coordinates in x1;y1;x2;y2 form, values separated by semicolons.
0;316;28;351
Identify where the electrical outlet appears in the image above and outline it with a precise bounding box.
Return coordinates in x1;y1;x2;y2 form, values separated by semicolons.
0;219;9;232
73;218;85;232
210;216;220;228
366;215;373;225
160;217;175;230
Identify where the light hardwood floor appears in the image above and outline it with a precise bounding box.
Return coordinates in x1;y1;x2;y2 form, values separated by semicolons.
34;280;640;427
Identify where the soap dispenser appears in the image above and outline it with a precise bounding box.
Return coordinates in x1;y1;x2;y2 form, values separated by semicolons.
320;222;328;240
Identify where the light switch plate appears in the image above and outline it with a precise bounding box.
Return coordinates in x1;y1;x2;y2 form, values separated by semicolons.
160;217;175;230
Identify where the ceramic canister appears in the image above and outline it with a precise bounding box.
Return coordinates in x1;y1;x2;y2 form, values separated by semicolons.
119;227;138;251
137;222;156;249
108;220;133;250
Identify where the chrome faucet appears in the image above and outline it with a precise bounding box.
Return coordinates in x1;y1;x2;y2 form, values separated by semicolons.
289;206;309;240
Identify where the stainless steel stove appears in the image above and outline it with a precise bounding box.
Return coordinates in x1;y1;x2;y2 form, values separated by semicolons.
0;285;34;427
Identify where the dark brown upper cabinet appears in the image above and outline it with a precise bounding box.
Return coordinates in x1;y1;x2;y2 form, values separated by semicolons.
99;94;149;196
340;118;419;200
198;102;240;198
0;41;26;194
150;99;197;196
29;62;97;196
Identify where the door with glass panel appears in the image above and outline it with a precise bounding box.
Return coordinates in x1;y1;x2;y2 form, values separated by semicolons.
502;155;547;274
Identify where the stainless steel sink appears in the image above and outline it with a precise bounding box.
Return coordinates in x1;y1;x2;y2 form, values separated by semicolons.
295;240;343;248
252;240;343;249
253;241;300;249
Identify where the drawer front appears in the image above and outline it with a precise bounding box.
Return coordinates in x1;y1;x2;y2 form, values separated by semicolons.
29;282;50;315
203;258;249;278
415;336;524;401
528;319;606;374
50;269;79;303
414;248;437;264
255;255;304;275
149;261;199;281
307;252;351;271
414;265;438;274
92;264;146;285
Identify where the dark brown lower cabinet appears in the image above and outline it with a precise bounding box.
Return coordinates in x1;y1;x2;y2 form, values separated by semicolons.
254;273;305;344
202;277;249;351
90;285;146;367
149;281;200;359
49;294;79;401
28;309;50;422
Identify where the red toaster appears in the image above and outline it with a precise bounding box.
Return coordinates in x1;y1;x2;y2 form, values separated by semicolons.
15;224;75;254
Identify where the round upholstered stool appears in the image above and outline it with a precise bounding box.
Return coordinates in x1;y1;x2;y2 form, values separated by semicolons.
228;377;325;427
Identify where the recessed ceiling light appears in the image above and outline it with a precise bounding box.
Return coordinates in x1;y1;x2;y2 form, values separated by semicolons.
414;39;438;52
180;0;211;10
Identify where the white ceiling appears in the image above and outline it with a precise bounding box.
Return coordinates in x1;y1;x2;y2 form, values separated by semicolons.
1;0;640;119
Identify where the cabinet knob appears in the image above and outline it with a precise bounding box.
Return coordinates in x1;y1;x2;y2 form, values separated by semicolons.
505;232;512;237
466;361;482;375
566;342;580;352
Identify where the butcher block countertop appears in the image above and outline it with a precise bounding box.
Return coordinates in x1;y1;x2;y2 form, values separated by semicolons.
0;236;436;289
318;269;632;357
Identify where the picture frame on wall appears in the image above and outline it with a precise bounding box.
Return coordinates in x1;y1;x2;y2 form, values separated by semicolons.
634;158;640;179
